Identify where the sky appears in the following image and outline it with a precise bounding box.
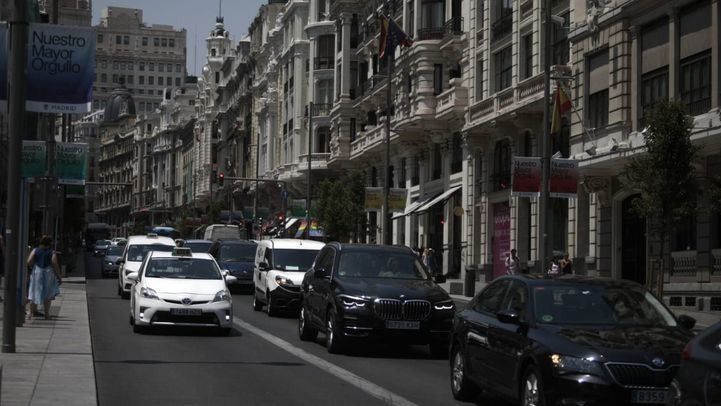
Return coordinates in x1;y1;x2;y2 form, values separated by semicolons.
92;0;266;76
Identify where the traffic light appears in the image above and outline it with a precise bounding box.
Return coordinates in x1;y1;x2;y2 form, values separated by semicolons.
218;172;225;186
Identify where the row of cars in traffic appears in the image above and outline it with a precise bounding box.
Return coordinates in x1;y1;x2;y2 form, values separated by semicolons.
101;230;721;406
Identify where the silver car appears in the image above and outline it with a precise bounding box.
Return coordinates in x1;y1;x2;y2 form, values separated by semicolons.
102;245;124;277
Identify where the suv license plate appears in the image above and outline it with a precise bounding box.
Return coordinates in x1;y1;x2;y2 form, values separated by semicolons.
385;320;420;330
631;389;668;404
170;308;202;316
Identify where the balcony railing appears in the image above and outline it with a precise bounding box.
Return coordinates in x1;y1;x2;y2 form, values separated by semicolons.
358;74;387;97
444;16;463;35
684;96;711;116
712;248;721;276
314;56;334;70
418;26;445;41
491;14;512;42
671;251;697;277
312;103;332;117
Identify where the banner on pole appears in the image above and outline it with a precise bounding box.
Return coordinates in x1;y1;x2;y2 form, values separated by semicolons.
388;188;407;212
55;142;88;185
22;140;47;179
364;187;383;211
26;23;95;113
511;156;542;197
550;158;579;198
0;23;7;112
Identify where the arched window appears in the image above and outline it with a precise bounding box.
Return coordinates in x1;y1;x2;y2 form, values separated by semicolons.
317;127;330;153
492;139;511;191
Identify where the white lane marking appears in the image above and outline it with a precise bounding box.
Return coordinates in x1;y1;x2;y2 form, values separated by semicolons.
233;317;418;406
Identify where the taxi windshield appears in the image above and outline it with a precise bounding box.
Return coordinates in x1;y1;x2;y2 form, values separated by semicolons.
145;258;221;279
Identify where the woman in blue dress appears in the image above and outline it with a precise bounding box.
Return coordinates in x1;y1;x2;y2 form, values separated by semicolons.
26;235;62;320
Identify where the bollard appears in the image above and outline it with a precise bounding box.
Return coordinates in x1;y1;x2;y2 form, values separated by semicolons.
464;265;477;297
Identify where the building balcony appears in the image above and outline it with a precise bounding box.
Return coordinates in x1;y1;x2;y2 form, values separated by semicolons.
311;103;332;117
435;79;468;121
444;16;463;35
349;121;386;160
298;152;331;172
467;73;545;126
354;74;388;104
418;26;445;41
671;250;697;277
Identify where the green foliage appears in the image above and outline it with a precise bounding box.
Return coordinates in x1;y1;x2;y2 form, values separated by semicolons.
316;171;368;242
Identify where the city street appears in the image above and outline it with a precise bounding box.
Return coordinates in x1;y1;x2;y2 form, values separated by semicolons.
85;254;508;406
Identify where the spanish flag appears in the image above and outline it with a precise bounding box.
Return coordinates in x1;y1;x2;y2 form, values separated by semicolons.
550;83;572;134
379;15;413;59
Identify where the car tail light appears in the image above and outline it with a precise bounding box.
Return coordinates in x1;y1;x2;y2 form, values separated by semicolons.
681;342;692;361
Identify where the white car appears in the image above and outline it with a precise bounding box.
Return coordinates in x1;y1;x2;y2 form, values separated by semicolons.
118;234;176;299
127;247;236;334
252;239;325;316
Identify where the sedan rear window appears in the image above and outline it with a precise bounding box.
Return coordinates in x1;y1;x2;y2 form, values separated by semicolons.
145;258;221;279
533;284;677;327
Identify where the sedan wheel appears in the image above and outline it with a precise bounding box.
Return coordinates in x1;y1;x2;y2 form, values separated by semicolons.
298;306;319;341
450;346;479;401
522;366;544;406
325;309;345;354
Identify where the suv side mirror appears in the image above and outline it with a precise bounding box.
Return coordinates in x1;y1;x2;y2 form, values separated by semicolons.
496;309;521;325
677;314;696;330
258;261;269;271
434;274;446;284
116;259;124;265
126;272;139;282
315;267;330;279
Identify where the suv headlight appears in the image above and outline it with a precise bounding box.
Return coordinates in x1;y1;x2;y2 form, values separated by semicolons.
433;299;455;311
213;289;231;303
550;354;604;376
275;275;294;287
338;294;369;308
140;287;159;300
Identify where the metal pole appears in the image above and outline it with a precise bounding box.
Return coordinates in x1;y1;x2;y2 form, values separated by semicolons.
3;0;28;353
383;54;392;245
539;0;553;273
254;141;259;239
306;102;312;239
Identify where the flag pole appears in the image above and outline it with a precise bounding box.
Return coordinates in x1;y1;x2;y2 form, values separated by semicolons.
540;0;553;273
383;46;392;245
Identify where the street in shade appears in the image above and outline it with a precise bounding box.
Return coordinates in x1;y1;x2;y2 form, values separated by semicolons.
85;250;716;406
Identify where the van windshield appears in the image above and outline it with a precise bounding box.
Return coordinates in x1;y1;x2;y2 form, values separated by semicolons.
272;249;319;272
208;226;239;240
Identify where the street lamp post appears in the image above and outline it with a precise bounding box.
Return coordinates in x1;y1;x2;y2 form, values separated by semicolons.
306;102;313;240
539;0;553;273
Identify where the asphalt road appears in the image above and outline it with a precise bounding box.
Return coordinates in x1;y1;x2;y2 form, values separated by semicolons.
85;254;509;406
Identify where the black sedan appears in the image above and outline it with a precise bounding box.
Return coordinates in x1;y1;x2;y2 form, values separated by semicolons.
675;320;721;406
209;239;257;291
93;239;111;257
298;243;454;356
449;275;696;405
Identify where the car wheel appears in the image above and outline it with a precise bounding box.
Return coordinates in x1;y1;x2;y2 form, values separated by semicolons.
429;339;449;359
521;365;545;406
129;313;134;326
266;290;279;317
326;308;345;354
450;345;480;401
252;291;263;311
298;306;318;341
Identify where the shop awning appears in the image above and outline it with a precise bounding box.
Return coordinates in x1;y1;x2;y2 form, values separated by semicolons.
415;186;461;214
391;193;439;219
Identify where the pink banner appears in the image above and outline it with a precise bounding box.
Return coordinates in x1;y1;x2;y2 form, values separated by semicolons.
512;156;542;197
493;202;511;280
550;159;579;198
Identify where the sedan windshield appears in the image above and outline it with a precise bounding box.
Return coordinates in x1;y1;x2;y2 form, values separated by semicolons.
106;246;124;256
533;284;677;327
219;244;256;262
145;258;221;279
337;250;430;280
127;244;174;262
272;249;319;271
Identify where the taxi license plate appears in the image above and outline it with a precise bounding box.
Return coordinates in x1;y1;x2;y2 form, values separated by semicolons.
170;308;202;316
631;389;668;404
385;320;420;330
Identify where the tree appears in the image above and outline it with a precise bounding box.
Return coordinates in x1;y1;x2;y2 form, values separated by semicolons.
316;171;368;242
625;100;697;297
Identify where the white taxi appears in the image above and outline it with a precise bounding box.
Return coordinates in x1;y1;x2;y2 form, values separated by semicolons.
118;234;176;299
128;247;236;335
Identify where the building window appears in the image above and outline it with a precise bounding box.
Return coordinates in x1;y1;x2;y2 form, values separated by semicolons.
521;34;533;80
215;72;220;84
116;35;121;45
158;77;163;85
154;37;160;47
167;64;172;72
412;156;420;186
492;139;511;191
139;101;146;112
167;76;172;86
127;75;134;84
142;37;148;46
97;33;103;43
432;143;442;180
112;74;118;83
399;158;407;187
139;62;145;71
475;58;483;101
161;38;168;47
551;13;569;65
175;77;181;86
588;90;609;129
317;127;330;153
139;76;144;85
680;51;711;116
159;64;164;72
451;133;463;173
433;64;443;95
674;216;697;251
148;76;154;85
420;0;445;39
149;63;155;71
100;73;107;83
494;46;512;92
587;50;609;128
169;38;175;47
113;61;118;69
175;64;181;73
491;0;512;41
640;68;668;126
350;118;357;141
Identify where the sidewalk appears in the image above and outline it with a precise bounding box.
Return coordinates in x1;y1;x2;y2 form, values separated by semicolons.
0;255;96;405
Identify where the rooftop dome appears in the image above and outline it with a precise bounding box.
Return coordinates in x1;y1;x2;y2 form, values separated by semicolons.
103;79;136;123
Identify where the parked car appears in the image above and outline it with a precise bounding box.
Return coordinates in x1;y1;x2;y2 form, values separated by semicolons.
209;239;258;291
101;245;124;278
183;239;213;253
117;234;176;299
449;275;696;405
93;239;111;257
298;243;453;355
204;224;246;241
675;320;721;406
127;246;236;335
111;237;127;246
252;239;324;316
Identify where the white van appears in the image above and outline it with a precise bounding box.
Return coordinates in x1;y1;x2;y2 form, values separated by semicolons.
117;234;176;299
204;224;246;241
252;239;325;316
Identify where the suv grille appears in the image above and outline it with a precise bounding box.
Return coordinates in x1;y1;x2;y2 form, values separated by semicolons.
374;299;431;320
605;363;678;388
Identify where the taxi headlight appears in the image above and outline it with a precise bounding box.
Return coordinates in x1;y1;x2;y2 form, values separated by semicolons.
213;289;231;303
140;287;159;300
274;275;294;287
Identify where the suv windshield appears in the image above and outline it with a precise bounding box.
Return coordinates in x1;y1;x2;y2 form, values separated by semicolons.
145;258;221;279
106;246;124;256
532;284;677;327
272;249;319;271
219;244;256;262
337;250;430;280
127;244;174;262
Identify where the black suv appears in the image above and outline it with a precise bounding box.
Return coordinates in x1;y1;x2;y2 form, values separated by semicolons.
298;243;454;356
450;275;696;405
209;239;257;291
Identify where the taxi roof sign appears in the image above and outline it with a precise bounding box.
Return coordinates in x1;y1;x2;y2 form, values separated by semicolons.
172;247;192;257
147;233;159;238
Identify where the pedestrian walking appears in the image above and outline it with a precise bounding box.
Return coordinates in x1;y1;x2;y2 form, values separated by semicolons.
423;248;439;276
560;254;573;275
26;235;62;320
505;248;520;275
